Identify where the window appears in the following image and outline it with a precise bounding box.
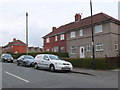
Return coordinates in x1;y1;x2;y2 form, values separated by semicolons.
95;25;102;33
86;45;90;52
71;46;76;54
79;30;83;36
70;31;75;38
53;46;59;52
60;34;64;40
60;47;65;52
46;49;50;51
96;43;103;51
55;36;58;41
115;43;118;50
43;55;49;60
46;38;50;43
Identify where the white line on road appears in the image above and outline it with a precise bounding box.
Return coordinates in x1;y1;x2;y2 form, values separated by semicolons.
5;71;29;83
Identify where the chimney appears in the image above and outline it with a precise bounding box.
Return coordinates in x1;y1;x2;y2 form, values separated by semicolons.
52;27;57;32
13;38;16;41
75;13;81;22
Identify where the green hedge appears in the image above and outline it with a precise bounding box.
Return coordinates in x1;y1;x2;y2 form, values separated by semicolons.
63;58;119;70
11;52;69;59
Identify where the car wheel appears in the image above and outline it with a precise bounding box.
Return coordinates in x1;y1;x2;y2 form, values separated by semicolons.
49;65;55;72
17;62;20;66
11;60;13;63
34;63;38;69
23;62;27;67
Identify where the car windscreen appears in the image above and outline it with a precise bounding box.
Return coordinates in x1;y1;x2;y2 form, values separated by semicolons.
24;56;34;59
49;55;61;60
4;54;12;58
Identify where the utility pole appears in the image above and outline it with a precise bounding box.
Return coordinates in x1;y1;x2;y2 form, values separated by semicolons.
90;0;96;70
26;12;28;55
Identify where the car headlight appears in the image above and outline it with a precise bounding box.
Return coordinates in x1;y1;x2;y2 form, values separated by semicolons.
55;63;63;65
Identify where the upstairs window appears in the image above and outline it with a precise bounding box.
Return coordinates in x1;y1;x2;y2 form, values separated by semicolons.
79;30;83;36
95;25;102;33
60;34;64;40
46;38;50;43
55;36;58;41
70;31;76;38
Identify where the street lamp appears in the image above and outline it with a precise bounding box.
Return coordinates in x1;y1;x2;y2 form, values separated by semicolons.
26;12;28;55
90;0;96;70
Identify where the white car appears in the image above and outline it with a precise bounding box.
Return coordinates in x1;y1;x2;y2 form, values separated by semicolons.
34;54;73;72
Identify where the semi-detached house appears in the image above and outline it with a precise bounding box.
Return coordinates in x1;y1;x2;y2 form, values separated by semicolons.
43;12;120;58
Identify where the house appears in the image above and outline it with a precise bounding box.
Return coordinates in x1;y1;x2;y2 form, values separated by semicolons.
43;27;67;52
28;47;43;53
43;12;120;58
2;38;27;53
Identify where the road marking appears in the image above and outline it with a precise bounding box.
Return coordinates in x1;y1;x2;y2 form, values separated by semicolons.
5;71;29;83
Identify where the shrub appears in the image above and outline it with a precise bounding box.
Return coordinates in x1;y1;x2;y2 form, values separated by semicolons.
63;58;119;70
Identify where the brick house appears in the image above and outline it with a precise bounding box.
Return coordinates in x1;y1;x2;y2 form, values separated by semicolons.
2;38;27;53
43;12;120;58
43;27;67;52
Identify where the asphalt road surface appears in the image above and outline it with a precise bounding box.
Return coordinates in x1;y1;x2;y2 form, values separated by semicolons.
1;62;118;88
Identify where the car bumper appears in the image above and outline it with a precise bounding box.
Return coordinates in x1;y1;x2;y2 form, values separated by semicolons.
55;65;73;71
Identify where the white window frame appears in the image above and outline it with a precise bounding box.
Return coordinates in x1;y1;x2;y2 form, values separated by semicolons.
71;46;76;54
86;45;90;52
46;49;50;51
95;25;102;33
53;46;59;52
79;30;83;36
96;43;103;51
115;43;118;50
60;34;64;40
55;36;58;41
70;31;76;38
60;47;65;52
46;38;50;43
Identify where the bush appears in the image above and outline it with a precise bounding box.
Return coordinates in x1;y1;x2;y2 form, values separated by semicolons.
63;58;119;70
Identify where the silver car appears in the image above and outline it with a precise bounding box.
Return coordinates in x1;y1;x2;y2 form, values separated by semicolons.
17;55;34;67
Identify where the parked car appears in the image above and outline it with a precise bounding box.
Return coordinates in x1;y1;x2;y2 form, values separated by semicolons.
1;54;13;63
34;54;73;72
17;55;34;67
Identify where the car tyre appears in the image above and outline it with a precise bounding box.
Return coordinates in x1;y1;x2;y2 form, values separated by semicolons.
17;61;20;66
23;62;27;67
49;64;55;72
34;63;38;69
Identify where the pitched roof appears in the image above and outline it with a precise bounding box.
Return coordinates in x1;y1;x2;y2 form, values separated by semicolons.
3;39;26;48
43;12;120;38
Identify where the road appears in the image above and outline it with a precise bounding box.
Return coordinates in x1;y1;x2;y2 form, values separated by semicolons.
1;62;118;88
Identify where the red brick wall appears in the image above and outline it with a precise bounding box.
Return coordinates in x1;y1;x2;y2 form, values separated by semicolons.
44;34;67;52
13;45;27;53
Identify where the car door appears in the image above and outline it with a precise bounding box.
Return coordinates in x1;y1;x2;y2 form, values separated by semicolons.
42;55;50;69
35;55;43;67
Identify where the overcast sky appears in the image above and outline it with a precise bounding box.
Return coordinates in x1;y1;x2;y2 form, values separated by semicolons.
0;0;119;47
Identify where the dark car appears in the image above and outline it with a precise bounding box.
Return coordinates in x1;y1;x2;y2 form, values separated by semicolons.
1;54;13;63
17;55;34;67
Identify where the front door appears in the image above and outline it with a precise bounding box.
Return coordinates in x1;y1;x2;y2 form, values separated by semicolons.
80;46;85;58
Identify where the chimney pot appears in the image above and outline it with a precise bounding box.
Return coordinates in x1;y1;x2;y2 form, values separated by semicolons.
75;13;81;21
13;38;16;41
52;27;57;31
